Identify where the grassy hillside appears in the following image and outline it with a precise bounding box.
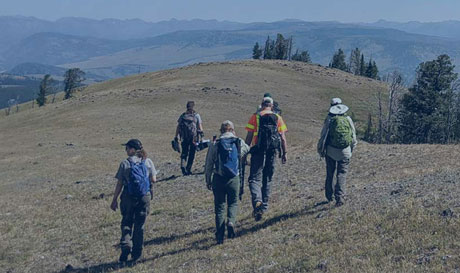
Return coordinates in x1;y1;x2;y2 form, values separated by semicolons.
1;60;459;273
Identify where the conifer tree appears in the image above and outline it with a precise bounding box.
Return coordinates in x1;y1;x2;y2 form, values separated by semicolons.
398;54;458;143
263;36;272;59
274;34;288;60
64;68;85;100
359;54;366;76
348;48;361;75
37;74;53;107
329;49;347;71
291;50;311;63
252;42;262;59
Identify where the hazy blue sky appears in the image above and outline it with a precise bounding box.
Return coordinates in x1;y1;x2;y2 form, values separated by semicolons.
1;0;459;23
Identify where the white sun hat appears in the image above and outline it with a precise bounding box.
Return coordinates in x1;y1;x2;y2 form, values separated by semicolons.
329;104;349;115
330;98;342;106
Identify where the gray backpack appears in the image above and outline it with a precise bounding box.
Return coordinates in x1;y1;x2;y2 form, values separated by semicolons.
179;113;198;142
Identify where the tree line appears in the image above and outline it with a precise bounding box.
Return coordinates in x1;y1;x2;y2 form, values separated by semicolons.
252;36;379;80
329;48;379;80
36;68;85;107
252;34;311;63
364;54;459;144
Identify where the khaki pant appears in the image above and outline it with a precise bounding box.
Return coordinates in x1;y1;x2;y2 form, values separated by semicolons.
212;174;240;240
119;191;150;258
325;155;350;202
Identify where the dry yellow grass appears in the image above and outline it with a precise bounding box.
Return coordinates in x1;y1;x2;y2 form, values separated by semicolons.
1;60;459;273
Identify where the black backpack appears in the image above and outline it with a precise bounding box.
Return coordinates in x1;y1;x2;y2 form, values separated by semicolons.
179;113;198;142
257;113;281;152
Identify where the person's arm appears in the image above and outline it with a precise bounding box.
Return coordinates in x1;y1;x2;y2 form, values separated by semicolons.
245;131;254;146
348;116;358;151
280;132;287;164
240;138;250;157
110;180;123;211
150;175;156;200
197;114;204;135
317;117;330;157
204;143;216;190
175;124;181;140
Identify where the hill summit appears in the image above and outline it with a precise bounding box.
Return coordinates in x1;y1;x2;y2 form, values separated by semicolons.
1;60;459;273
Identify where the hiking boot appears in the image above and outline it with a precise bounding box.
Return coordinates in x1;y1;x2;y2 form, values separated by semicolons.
335;200;344;207
216;233;224;244
186;167;192;175
130;253;142;264
254;201;263;221
119;251;130;263
227;222;236;239
181;167;187;176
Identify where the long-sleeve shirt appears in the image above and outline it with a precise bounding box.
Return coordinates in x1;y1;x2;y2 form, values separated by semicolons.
317;114;357;161
205;132;250;185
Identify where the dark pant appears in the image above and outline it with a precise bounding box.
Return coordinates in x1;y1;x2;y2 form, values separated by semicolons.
325;155;350;202
120;192;151;258
248;150;276;211
212;174;240;239
181;140;196;171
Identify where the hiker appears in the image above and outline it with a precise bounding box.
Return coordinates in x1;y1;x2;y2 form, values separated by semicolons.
317;100;357;207
256;93;282;115
175;101;204;175
245;96;288;221
205;120;250;244
111;139;157;264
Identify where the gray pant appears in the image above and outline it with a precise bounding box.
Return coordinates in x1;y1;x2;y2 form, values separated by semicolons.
248;150;276;211
212;174;240;239
325;155;350;202
120;191;150;258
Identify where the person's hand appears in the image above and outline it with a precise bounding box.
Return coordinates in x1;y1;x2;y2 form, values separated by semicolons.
110;199;118;211
281;153;287;164
206;182;213;191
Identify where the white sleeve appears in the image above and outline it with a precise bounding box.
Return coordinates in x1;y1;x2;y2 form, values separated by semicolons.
347;116;358;148
146;158;158;177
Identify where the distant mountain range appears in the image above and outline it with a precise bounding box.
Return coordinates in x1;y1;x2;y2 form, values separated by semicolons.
1;16;460;106
363;20;460;39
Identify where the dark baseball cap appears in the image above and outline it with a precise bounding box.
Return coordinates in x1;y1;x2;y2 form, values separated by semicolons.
263;92;272;98
122;139;143;150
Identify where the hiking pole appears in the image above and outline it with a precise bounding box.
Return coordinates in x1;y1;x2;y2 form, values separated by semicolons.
239;155;246;201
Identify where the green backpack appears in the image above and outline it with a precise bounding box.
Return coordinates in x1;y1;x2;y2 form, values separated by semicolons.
328;115;353;149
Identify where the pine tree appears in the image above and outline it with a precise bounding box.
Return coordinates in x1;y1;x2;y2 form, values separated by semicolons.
274;34;288;60
365;59;373;78
263;36;272;59
348;48;361;75
329;49;347;71
372;61;379;79
64;68;86;100
252;42;262;59
364;113;374;142
37;74;52;107
359;54;366;76
398;54;458;143
291;50;311;63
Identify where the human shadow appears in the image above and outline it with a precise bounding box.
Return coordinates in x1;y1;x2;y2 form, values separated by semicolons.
236;204;329;237
155;171;204;183
60;204;328;273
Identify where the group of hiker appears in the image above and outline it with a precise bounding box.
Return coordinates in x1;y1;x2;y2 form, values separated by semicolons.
110;93;357;264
